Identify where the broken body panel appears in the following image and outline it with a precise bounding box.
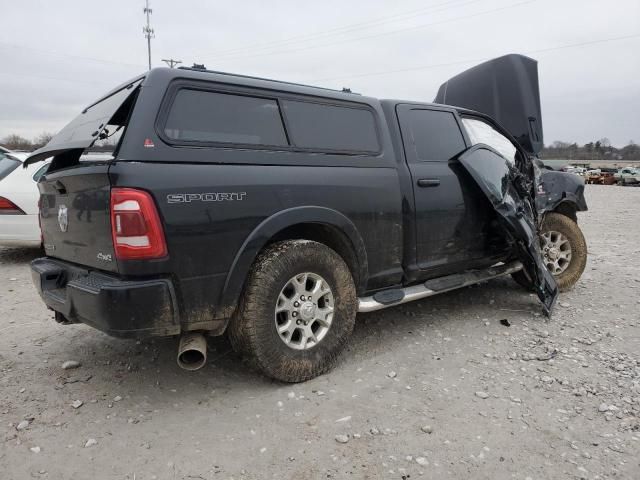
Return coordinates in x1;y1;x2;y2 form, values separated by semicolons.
458;146;558;314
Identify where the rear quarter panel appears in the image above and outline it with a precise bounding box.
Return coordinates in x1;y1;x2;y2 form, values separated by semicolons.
109;160;403;326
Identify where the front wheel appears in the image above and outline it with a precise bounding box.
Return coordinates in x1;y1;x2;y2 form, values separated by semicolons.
512;212;587;292
228;240;357;382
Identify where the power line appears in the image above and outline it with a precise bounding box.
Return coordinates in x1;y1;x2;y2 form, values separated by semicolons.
0;42;145;69
201;0;485;59
314;33;640;82
201;0;537;63
0;70;115;86
0;0;519;73
3;34;636;88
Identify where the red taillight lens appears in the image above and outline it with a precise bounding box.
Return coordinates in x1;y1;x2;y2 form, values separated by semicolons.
110;188;167;260
0;196;25;214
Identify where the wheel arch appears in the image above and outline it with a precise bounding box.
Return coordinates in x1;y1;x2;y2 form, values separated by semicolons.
550;200;578;223
219;207;368;316
537;170;588;222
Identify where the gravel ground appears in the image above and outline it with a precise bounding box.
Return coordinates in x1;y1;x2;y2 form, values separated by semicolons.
1;185;639;480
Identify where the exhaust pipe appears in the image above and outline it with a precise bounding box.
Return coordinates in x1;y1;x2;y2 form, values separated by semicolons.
177;333;207;371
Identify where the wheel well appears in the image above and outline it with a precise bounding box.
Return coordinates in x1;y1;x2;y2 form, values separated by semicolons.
268;223;363;291
552;202;578;223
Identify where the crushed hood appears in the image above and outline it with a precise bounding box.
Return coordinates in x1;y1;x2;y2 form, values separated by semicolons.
435;54;543;156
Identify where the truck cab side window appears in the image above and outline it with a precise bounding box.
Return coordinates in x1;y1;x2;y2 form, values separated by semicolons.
406;109;466;161
461;117;517;164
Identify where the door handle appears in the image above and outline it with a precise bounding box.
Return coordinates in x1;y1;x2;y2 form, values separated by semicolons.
417;178;440;188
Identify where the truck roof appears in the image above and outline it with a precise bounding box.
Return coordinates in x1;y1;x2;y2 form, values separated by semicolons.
145;67;481;122
146;67;380;105
153;67;466;110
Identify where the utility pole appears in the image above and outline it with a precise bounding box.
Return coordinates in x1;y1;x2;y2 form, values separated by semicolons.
162;58;182;68
142;0;154;70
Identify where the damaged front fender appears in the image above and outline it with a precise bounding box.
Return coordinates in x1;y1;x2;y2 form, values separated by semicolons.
536;168;588;216
457;145;558;315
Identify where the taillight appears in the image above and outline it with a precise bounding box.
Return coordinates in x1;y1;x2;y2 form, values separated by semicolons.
37;197;43;243
110;188;167;260
0;196;25;214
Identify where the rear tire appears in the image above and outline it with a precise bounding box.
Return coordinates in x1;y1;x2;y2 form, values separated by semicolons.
228;240;357;382
512;212;587;292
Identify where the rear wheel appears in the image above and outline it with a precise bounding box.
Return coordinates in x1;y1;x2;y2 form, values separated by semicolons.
228;240;357;382
512;212;587;292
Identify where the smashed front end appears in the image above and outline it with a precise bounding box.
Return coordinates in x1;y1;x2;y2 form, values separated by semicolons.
458;146;558;315
436;54;559;314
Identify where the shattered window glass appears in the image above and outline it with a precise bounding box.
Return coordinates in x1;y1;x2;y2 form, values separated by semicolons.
462;118;517;164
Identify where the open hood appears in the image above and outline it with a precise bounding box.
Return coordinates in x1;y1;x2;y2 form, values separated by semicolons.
435;54;543;156
23;76;144;167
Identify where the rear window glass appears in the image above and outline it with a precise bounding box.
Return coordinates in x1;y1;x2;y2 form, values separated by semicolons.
0;156;21;181
47;79;143;151
406;109;466;161
164;89;288;146
281;100;379;153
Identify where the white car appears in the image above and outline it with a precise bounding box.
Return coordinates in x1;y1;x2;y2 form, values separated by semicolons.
0;147;49;247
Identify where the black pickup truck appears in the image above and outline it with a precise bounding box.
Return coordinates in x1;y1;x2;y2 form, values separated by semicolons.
25;54;587;382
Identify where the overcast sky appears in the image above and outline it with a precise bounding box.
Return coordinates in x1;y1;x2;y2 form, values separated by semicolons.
1;0;638;146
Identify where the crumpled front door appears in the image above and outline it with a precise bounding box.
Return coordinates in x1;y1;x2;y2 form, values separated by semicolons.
457;145;558;315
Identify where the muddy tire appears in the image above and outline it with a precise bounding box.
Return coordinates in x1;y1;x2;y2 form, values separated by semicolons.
227;240;357;383
512;212;587;292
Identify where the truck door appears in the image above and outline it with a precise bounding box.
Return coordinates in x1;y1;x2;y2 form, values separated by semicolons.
396;105;492;273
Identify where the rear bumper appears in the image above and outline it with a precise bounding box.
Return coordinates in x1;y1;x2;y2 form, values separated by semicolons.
0;214;41;246
31;257;180;338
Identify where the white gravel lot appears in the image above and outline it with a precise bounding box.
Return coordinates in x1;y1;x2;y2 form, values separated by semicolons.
1;185;639;479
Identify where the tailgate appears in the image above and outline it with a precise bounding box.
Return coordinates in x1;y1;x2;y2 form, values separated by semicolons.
39;163;117;272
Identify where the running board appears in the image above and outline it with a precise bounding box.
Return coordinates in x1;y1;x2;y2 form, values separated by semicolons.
357;261;523;313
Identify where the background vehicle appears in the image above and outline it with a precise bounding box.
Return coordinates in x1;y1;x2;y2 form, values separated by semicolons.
1;146;27;162
0;147;48;246
585;169;601;184
599;172;617;185
614;167;640;185
26;55;587;382
562;166;586;176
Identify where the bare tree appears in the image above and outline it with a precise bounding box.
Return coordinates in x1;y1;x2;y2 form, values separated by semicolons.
1;134;32;151
32;132;54;149
599;137;611;148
